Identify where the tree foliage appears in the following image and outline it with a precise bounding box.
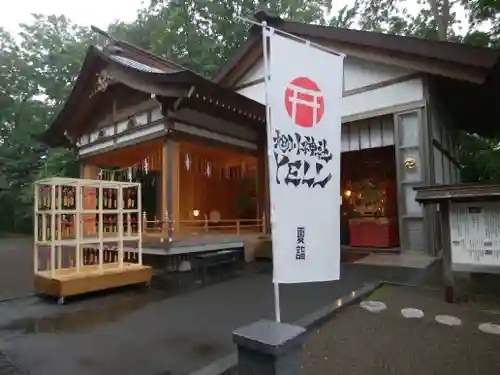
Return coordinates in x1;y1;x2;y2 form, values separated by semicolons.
0;15;94;232
1;0;500;233
110;0;335;77
463;0;500;46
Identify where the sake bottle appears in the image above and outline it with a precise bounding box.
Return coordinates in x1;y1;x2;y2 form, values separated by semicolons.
63;188;68;208
127;189;132;209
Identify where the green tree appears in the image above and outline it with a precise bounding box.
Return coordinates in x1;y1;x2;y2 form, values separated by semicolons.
354;0;461;40
462;0;500;46
109;0;335;77
0;15;94;233
0;1;337;233
458;133;500;182
353;0;500;182
2;0;500;234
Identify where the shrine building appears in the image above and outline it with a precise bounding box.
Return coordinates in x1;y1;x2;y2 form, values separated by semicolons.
43;11;500;259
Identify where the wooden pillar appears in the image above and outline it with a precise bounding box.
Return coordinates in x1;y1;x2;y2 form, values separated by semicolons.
161;138;179;239
161;141;168;235
171;142;180;236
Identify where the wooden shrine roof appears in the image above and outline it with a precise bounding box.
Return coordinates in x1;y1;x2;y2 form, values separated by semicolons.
215;11;500;84
42;42;265;148
215;11;500;138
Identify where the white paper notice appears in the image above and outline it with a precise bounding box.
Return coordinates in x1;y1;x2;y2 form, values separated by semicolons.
449;201;500;267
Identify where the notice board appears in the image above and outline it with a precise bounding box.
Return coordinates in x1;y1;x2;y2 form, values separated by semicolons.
449;201;500;272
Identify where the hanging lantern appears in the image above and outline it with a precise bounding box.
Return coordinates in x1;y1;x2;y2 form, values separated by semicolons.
127;167;133;182
143;158;149;174
185;153;191;171
98;169;103;180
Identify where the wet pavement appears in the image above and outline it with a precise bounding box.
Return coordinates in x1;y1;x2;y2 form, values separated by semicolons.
0;237;441;375
0;238;33;300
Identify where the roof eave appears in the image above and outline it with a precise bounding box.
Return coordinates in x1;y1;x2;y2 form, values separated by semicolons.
213;32;261;85
215;10;500;87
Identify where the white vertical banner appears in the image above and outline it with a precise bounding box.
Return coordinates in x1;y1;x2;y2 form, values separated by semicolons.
265;28;344;284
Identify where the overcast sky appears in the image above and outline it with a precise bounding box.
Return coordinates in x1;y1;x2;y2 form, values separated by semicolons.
0;0;146;34
0;0;472;36
0;0;354;35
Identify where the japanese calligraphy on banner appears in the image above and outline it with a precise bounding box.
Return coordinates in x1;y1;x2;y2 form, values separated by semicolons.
449;202;500;270
266;30;344;283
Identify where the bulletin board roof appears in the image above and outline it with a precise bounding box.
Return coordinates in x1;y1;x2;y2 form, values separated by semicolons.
414;183;500;203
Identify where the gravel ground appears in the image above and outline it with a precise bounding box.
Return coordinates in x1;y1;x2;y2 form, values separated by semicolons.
303;285;500;375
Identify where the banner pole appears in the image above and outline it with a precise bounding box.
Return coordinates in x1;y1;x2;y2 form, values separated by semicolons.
261;21;281;323
273;282;281;322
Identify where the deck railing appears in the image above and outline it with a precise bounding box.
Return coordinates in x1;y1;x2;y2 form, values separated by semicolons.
143;213;267;239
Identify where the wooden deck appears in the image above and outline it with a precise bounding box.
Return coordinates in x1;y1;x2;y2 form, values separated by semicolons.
137;233;261;255
140;217;265;256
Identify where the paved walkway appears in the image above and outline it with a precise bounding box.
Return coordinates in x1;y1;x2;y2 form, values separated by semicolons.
0;261;434;375
0;238;33;300
0;237;441;375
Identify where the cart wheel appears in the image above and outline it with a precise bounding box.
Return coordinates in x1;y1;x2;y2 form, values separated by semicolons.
57;297;65;305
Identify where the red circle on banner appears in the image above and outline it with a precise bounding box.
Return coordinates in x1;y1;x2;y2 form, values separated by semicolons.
285;77;324;128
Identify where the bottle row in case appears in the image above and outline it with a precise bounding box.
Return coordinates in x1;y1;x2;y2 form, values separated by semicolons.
37;214;140;240
99;214;140;233
37;187;139;210
80;248;138;266
41;248;139;271
38;187;76;210
99;188;138;209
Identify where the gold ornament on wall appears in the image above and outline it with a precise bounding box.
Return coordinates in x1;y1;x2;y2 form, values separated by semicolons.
403;157;417;169
89;70;112;98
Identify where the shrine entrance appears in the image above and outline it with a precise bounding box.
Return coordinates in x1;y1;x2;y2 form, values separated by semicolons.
85;138;164;223
84;137;263;240
176;140;261;237
341;145;400;249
